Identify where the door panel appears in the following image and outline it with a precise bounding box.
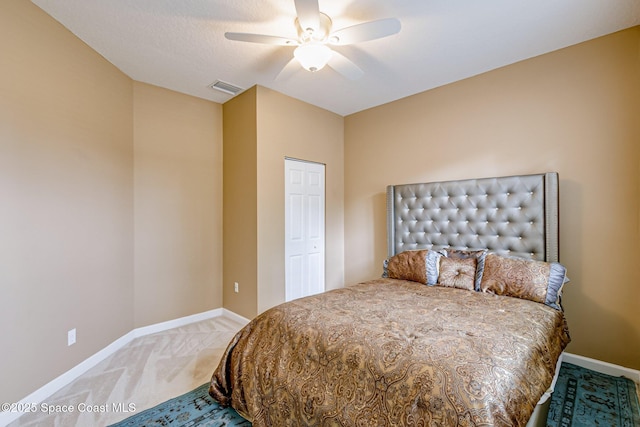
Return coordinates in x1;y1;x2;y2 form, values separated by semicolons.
288;254;304;301
290;194;304;241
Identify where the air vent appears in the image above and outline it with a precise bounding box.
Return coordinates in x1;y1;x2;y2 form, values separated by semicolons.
208;80;244;96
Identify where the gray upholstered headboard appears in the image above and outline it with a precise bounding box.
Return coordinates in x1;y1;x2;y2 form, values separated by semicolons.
386;172;559;262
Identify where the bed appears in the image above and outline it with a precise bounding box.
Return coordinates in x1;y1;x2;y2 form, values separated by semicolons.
210;172;571;426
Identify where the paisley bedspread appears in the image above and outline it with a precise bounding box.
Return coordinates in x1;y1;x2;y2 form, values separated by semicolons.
210;278;570;426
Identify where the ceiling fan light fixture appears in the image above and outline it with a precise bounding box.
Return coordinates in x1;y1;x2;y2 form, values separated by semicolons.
294;43;333;72
226;1;401;79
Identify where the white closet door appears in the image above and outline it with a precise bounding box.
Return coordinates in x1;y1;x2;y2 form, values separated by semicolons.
285;159;325;302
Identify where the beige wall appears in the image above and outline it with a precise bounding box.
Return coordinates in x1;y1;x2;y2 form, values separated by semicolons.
345;27;640;369
1;1;225;404
256;86;344;313
222;87;259;319
0;0;134;403
223;86;344;318
133;82;223;327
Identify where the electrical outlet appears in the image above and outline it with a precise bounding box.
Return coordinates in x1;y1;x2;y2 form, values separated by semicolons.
68;328;76;346
234;282;239;293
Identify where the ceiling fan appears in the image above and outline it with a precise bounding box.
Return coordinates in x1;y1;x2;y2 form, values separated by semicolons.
224;0;401;80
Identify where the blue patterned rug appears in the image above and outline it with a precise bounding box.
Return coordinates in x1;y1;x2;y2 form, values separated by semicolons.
108;383;250;427
547;362;640;427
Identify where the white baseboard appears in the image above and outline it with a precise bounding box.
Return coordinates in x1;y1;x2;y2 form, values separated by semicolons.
220;308;251;326
132;308;224;337
562;352;640;383
0;308;246;426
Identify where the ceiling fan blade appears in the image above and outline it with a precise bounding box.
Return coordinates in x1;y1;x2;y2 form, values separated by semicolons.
275;57;301;81
225;32;298;46
329;18;401;45
294;0;320;33
327;51;363;80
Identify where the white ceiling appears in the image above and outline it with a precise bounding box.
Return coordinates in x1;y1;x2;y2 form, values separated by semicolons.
32;0;640;116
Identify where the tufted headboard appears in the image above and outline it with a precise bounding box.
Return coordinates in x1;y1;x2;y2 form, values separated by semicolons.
386;173;559;262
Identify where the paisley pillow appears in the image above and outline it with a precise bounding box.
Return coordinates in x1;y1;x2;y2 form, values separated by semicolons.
480;253;567;310
426;248;486;291
437;257;477;291
382;250;428;284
